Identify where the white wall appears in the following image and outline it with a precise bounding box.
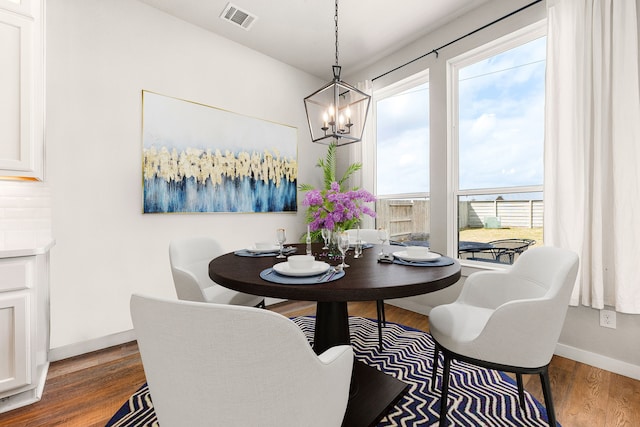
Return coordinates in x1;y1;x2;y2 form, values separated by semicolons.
347;0;640;379
46;0;328;353
45;0;640;377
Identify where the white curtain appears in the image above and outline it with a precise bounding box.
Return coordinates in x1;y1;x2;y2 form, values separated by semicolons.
545;0;640;313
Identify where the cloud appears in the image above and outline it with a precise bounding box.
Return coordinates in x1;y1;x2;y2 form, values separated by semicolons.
458;37;546;191
469;113;496;139
375;36;546;196
377;127;429;195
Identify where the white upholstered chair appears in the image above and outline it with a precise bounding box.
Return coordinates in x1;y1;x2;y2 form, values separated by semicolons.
346;228;387;350
130;294;354;427
429;246;579;427
169;236;264;307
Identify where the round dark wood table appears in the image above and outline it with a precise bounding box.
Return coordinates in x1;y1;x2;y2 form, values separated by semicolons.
209;242;461;427
210;243;460;351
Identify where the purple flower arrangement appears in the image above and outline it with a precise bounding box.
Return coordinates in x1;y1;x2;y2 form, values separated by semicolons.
303;181;376;232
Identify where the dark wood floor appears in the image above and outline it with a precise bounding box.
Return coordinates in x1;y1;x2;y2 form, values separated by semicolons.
0;301;638;427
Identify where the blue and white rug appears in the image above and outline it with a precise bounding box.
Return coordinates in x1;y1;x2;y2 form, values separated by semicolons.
106;316;555;427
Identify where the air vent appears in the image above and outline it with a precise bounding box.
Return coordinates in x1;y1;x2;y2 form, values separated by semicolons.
220;3;257;31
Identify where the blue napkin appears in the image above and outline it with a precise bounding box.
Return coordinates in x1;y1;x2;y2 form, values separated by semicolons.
259;267;345;284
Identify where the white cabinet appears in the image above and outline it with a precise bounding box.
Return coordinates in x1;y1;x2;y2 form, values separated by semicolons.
0;292;30;393
0;0;49;411
0;247;51;413
0;0;44;179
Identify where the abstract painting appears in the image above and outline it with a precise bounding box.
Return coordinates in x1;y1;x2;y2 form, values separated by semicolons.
142;91;298;213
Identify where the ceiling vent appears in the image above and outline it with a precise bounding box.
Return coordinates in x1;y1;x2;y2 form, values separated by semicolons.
220;3;257;31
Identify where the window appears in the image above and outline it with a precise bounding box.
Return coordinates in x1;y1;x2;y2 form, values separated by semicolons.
374;75;430;243
452;25;546;264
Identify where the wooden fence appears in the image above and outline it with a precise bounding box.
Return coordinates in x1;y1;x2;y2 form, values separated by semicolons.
460;200;543;228
375;199;429;240
375;198;543;240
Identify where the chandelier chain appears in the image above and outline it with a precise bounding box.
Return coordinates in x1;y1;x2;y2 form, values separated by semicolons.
334;0;339;66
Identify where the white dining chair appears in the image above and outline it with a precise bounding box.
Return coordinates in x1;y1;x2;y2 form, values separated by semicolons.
169;236;264;307
130;294;354;427
429;246;579;427
346;228;387;350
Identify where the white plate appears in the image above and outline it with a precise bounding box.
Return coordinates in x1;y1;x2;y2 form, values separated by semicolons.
393;250;441;262
349;240;367;246
273;261;330;277
246;245;280;254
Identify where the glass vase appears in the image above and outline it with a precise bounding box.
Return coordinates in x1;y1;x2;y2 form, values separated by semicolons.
328;228;342;258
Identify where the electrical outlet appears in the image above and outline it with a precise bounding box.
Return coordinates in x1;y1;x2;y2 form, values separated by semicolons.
599;309;616;329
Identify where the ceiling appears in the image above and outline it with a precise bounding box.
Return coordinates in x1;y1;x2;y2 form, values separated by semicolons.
138;0;490;80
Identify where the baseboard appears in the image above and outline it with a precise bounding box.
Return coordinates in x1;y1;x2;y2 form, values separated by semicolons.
49;329;137;362
555;343;640;381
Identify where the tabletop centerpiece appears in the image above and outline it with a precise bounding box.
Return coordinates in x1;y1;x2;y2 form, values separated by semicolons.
300;143;376;252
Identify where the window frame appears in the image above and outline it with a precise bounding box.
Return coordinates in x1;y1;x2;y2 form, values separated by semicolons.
448;21;547;264
372;71;431;236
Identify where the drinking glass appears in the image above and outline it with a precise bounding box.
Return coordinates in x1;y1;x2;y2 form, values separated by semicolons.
354;239;363;258
321;228;331;250
276;228;287;258
377;227;389;255
337;232;350;269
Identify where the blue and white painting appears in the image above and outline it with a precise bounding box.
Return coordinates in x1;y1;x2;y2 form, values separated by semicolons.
142;91;298;213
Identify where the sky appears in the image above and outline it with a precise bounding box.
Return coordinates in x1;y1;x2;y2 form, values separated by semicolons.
376;36;547;198
376;82;430;195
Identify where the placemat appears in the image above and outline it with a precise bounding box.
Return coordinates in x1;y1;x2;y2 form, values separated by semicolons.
392;256;455;267
259;267;345;284
234;247;297;257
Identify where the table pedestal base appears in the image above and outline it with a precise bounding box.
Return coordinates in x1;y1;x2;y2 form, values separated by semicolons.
314;302;409;427
342;361;409;427
314;301;350;354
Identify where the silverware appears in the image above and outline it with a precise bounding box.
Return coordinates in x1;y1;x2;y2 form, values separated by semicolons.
404;259;432;265
316;268;334;282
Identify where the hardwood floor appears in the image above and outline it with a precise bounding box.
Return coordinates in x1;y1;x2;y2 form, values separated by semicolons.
0;301;637;427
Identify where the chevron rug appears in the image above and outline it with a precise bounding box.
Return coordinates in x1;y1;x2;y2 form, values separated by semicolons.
106;316;555;427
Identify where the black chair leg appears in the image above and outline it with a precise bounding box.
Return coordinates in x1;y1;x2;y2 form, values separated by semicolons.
439;355;451;427
377;299;386;325
431;343;440;391
516;373;526;409
539;366;557;427
376;300;385;350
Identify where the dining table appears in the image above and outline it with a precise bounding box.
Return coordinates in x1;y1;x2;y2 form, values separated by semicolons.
209;242;461;427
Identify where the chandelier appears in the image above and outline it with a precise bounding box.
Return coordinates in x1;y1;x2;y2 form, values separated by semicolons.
304;0;371;146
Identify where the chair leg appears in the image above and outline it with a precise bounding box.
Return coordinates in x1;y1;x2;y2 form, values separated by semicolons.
431;343;440;391
539;367;557;427
376;300;385;351
439;355;451;427
516;373;526;409
378;299;386;325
